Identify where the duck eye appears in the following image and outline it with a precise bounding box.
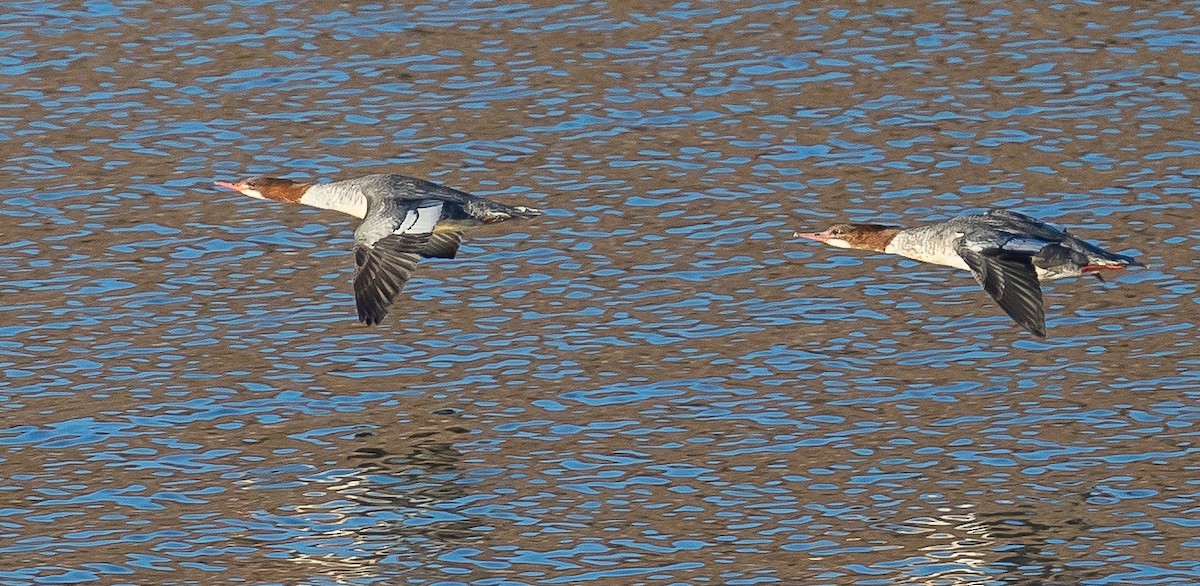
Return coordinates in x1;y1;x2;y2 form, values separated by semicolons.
830;227;842;236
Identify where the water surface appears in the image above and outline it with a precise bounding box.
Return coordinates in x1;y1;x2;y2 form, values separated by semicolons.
1;1;1199;584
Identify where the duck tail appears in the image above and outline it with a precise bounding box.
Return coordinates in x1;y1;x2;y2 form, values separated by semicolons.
477;201;542;223
509;205;543;219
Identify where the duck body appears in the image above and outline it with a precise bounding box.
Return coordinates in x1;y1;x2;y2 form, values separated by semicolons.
794;209;1140;337
215;174;541;325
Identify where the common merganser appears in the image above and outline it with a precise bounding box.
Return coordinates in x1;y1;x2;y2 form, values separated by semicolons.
793;209;1140;337
214;174;542;325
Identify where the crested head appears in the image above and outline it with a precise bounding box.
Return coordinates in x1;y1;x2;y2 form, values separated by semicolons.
213;177;310;203
793;223;900;252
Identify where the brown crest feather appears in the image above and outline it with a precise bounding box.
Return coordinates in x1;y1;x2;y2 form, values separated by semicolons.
834;223;901;252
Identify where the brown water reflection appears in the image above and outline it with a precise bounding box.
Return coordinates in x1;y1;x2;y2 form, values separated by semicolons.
1;1;1198;585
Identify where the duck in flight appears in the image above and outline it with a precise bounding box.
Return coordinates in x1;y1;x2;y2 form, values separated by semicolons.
793;209;1140;337
215;174;541;325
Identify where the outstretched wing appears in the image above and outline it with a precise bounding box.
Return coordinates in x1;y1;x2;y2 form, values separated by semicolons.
351;201;442;325
353;235;426;325
956;245;1047;338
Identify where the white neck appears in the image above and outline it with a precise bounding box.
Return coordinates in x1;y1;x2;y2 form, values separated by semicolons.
298;183;368;219
884;227;971;271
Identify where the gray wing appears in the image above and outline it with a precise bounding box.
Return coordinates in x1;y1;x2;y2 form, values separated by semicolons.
357;174;479;205
955;244;1047;338
351;201;443;325
984;208;1136;267
983;209;1069;241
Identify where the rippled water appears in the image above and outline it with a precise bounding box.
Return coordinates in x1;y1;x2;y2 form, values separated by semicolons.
2;1;1199;584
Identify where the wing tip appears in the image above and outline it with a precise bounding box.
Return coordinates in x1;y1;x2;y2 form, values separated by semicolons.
1023;321;1047;338
356;302;387;326
1007;304;1047;338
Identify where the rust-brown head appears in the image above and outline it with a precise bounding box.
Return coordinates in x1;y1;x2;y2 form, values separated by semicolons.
214;177;309;203
792;223;901;253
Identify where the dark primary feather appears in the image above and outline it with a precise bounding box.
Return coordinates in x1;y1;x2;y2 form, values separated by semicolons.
353;233;427;325
422;232;463;259
956;246;1047;338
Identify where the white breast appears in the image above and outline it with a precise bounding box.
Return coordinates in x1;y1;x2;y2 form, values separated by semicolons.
299;184;369;219
884;230;971;271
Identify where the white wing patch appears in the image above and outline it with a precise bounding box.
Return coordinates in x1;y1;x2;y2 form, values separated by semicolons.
395;202;443;235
